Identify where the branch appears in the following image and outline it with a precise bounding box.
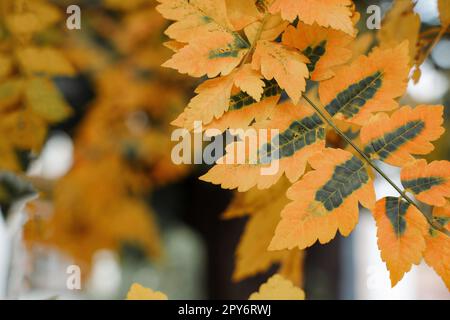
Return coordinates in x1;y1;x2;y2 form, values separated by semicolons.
302;94;450;238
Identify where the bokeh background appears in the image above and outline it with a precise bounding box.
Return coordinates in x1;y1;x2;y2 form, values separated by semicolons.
0;0;449;300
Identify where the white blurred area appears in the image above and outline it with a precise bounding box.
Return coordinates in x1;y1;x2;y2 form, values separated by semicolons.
27;131;74;179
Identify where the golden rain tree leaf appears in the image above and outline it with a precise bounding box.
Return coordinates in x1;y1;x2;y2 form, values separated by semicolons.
233;64;265;101
3;0;61;37
172;65;268;130
171;74;235;128
0;110;47;151
200;102;325;191
361;105;445;167
282;21;353;81
25;77;73;123
269;0;356;36
248;274;305;300
223;177;291;219
0;53;13;80
0;78;23;111
244;14;289;42
318;42;410;125
202;94;279;134
438;0;450;26
373;197;427;287
377;0;420;68
269;148;375;250
225;0;261;31
162;31;249;77
252;40;309;104
230;178;301;281
16;47;76;76
423;205;450;290
156;0;235;42
126;283;168;300
401;159;450;207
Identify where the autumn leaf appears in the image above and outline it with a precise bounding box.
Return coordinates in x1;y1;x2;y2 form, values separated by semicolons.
318;42;410;125
172;65;267;130
162;31;249;77
229;178;298;281
401;159;450;207
249;274;305;300
252;40;309;104
171;74;235;128
0;78;23;112
269;0;356;36
126;283;168;300
202;94;279;134
244;14;288;42
282;21;353;81
225;0;261;31
373;197;427;287
25;77;73;123
361;105;445;167
377;0;420;68
16;47;76;76
156;0;235;42
438;0;450;26
423;205;450;290
270;148;375;250
200;102;325;191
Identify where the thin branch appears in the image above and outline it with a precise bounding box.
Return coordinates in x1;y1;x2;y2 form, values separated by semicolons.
302;94;450;237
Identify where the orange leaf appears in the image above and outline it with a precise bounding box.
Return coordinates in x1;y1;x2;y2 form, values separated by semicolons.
423;205;450;290
401;159;450;206
282;22;353;81
318;42;410;125
361;105;445;167
373;197;427;287
269;0;356;36
248;274;305;300
252;40;309;104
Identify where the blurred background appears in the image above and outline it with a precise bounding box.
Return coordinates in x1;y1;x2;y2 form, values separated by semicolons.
0;0;449;300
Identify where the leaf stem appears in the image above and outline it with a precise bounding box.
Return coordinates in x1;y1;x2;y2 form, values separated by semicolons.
302;94;450;237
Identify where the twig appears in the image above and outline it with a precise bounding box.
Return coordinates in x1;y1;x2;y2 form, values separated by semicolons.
302;94;450;237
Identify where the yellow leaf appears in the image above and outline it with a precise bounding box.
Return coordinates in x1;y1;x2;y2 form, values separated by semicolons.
249;274;305;300
270;148;375;250
232;179;296;281
226;0;261;31
0;54;13;80
0;110;47;151
162;31;249;77
157;0;235;42
377;0;420;67
171;74;235;128
244;14;289;42
126;283;168;300
233;64;264;101
25;78;72;123
373;197;427;287
269;0;356;36
252;40;309;104
0;78;24;112
16;47;75;76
